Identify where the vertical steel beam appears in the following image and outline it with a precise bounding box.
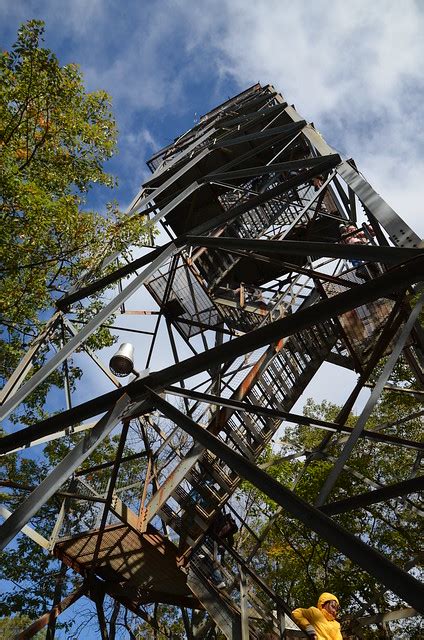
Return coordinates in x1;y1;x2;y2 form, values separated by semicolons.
275;605;287;639
145;253;179;369
46;561;68;640
91;418;131;566
239;565;250;640
60;318;72;411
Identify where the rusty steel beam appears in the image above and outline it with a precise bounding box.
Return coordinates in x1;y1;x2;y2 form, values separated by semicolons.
13;584;87;640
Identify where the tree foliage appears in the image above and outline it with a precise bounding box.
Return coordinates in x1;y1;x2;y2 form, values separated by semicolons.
0;19;152;421
236;358;423;638
0;614;45;638
0;19;153;633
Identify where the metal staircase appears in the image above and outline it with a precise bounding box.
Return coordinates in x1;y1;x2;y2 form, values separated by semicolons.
186;540;305;639
156;321;336;545
149;317;335;637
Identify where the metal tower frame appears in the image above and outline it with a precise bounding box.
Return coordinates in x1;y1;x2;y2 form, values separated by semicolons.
1;83;423;639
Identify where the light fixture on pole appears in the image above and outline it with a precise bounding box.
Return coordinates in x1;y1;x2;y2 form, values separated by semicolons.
109;343;136;377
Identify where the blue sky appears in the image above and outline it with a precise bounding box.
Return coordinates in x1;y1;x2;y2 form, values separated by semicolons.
2;0;424;235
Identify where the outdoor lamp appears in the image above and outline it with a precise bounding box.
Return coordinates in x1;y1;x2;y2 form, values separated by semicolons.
109;343;136;377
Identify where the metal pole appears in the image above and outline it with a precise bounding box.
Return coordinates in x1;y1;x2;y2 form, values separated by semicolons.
239;565;250;640
46;562;68;640
91;417;132;566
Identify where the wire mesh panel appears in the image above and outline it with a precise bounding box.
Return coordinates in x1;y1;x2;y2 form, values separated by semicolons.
145;260;223;337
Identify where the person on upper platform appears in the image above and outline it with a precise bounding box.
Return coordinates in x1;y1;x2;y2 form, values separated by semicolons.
292;592;343;640
338;223;379;279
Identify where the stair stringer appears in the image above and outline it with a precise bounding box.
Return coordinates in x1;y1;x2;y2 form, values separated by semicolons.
187;568;242;640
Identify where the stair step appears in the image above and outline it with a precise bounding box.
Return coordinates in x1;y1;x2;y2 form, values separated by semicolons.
229;411;263;446
223;420;257;460
188;469;228;501
241;411;268;443
201;452;238;489
159;504;201;547
174;485;219;516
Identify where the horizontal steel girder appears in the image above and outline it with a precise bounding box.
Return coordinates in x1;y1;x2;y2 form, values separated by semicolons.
201;154;329;182
149;389;424;615
1;256;423;454
184;236;424;264
163;386;424;452
322;476;424;516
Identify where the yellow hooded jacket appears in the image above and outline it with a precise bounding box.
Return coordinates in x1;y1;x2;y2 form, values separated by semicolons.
291;592;342;640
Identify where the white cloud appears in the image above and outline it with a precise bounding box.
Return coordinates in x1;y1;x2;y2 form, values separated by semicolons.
3;0;423;227
174;0;424;237
117;127;160;195
2;1;422;234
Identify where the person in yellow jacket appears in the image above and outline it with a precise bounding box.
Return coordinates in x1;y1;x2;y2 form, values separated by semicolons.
292;592;343;639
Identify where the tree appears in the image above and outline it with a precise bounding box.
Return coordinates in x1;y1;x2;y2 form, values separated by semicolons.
0;19;153;635
235;357;423;638
0;614;45;639
0;19;152;423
